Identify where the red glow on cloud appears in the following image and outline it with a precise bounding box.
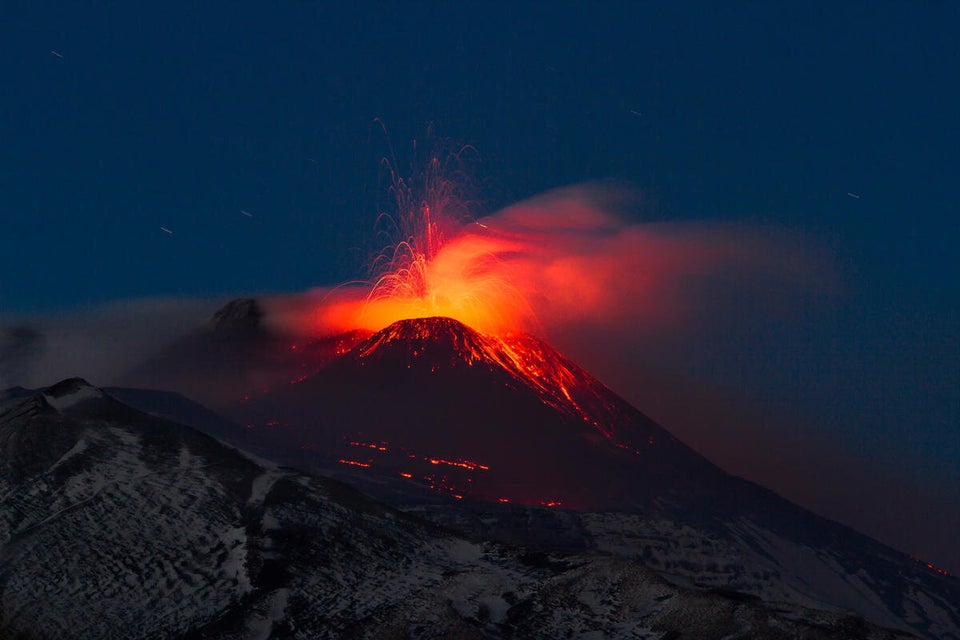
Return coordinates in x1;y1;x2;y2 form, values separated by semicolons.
270;184;824;346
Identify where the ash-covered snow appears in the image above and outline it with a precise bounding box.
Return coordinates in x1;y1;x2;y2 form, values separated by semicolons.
43;379;103;410
0;382;937;639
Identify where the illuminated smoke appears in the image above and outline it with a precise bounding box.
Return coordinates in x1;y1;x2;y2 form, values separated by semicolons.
0;297;217;389
278;182;829;342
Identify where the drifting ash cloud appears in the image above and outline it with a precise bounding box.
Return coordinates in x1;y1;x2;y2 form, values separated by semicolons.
268;184;836;348
0;297;220;390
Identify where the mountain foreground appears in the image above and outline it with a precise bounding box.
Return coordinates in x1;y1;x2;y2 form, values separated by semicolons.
0;379;918;639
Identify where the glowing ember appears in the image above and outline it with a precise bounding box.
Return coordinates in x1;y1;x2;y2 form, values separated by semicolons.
425;456;489;471
911;556;952;576
348;440;389;452
358;233;534;336
356;148;533;335
338;459;371;468
307;145;537;337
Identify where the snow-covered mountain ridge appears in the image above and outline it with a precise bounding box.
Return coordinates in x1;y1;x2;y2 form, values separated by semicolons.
0;379;923;639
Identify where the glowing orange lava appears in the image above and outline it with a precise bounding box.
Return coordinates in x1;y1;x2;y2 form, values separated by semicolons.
310;148;539;337
425;456;489;471
338;459;371;468
911;556;952;577
359;233;535;335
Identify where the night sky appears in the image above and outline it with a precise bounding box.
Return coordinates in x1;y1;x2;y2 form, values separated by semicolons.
2;3;958;568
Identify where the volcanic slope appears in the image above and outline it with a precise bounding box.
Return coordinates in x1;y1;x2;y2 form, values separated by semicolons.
227;316;960;640
236;316;726;510
0;379;912;640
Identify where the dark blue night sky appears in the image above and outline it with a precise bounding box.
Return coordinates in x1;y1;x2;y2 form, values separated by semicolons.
2;3;958;567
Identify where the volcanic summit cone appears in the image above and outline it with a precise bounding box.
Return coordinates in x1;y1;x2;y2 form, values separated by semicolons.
235;316;723;509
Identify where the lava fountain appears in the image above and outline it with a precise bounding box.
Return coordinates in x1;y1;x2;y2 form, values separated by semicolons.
316;148;539;336
298;139;825;356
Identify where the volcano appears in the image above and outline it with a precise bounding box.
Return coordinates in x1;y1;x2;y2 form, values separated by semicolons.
192;314;958;639
233;316;725;510
5;313;959;637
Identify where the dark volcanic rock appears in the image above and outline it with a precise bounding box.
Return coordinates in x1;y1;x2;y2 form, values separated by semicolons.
207;298;265;338
121;298;370;411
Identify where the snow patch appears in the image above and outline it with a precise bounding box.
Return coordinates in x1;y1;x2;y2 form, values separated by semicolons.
447;539;483;565
911;589;960;638
218;525;251;594
728;519;907;631
47;438;88;472
43;384;102;411
248;471;284;508
245;588;291;640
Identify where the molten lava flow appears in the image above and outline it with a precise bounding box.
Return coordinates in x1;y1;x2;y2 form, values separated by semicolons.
425;457;489;471
338;459;371;468
348;440;389;452
911;556;952;577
